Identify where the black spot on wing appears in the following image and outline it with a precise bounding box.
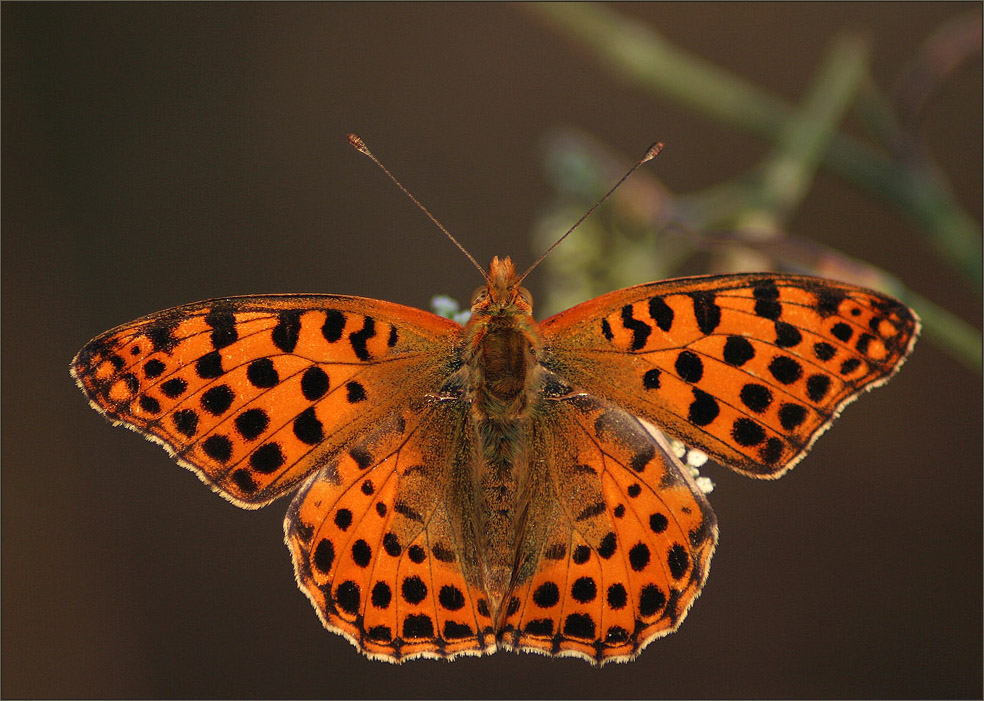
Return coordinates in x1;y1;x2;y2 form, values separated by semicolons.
600;318;613;341
301;366;330;400
638;584;666;617
630;445;654;473
753;280;781;320
432;543;456;563
571;545;591;565
840;357;862;375
204;310;238;350
525;619;553;636
335;581;361;615
855;333;874;355
648;295;674;331
774;321;802;348
690;291;721;334
813;342;836;361
778;403;808;430
121;373;139;394
146;320;179;353
293;407;324;445
346;381;367;403
173;409;199;437
235;408;269;440
160;377;187;398
759;437;784;465
394;501;423;522
620;305;651;351
688;388;719;426
667;544;689;579
563;613;595;639
349;445;373;470
231;468;257;494
807;374;831;402
352;539;372;568
201;385;234;415
831;322;853;342
403;613;434;639
815;287;846;317
195;351;224;379
723;336;754;366
322;309;345;343
247;358;279;388
203;434;232;462
349;316;376;361
592;411;658;473
533;582;560;608
576;502;607;521
731;417;765;446
272;310;303;353
144;358;166;378
383;533;402;557
769;356;803;384
251;442;285;473
598;532;617;558
675;351;703;383
334;509;353;530
642;368;661;390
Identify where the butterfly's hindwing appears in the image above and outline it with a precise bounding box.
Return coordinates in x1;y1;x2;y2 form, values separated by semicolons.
284;396;497;662
497;385;717;664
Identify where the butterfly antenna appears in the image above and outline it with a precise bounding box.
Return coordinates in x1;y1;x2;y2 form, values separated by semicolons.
517;141;664;284
348;133;488;280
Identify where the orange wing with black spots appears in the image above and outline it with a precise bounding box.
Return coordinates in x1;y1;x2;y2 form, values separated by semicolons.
71;295;460;507
284;397;498;662
540;274;920;478
498;387;717;664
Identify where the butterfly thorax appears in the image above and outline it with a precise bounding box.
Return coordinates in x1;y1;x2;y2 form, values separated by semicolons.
462;257;543;612
464;257;541;411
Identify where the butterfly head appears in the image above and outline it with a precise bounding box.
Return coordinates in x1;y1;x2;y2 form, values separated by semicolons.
470;256;533;317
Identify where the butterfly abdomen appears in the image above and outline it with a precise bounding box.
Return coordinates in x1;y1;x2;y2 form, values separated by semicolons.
464;306;543;613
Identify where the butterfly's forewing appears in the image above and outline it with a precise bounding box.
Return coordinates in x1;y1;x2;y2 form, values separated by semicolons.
284;395;498;662
71;295;460;507
540;274;919;478
497;384;716;663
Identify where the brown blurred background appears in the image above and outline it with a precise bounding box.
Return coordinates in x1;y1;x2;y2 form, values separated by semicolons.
3;3;981;698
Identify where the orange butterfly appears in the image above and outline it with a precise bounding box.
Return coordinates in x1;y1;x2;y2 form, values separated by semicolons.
71;136;919;664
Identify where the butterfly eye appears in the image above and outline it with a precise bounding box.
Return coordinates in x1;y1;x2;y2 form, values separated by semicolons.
471;286;489;308
516;286;533;309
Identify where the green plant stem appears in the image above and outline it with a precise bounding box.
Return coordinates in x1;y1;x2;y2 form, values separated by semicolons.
746;33;871;227
527;2;982;287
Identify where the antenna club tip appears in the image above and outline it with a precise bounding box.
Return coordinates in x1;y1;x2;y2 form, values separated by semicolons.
643;142;665;162
347;133;370;155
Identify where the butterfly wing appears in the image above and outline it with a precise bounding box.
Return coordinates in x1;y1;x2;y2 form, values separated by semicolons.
498;382;717;664
539;274;919;477
71;295;460;507
284;391;498;662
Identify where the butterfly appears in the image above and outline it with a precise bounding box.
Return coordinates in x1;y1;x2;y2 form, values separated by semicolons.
71;137;919;665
